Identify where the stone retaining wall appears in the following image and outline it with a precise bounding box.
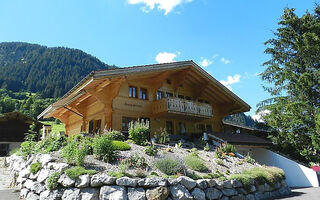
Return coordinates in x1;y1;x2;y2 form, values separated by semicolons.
6;154;292;200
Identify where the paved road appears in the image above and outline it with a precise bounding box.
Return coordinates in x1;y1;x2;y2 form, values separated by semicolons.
0;189;20;200
277;187;320;200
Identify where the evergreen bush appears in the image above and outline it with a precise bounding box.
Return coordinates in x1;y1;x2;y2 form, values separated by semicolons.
128;121;150;145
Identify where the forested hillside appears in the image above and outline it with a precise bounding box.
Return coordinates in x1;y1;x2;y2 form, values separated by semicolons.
224;113;258;128
0;42;115;98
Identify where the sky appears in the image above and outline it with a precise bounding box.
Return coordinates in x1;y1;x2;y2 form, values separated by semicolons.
0;0;317;117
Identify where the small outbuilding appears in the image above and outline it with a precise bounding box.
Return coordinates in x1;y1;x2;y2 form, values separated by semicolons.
0;112;42;156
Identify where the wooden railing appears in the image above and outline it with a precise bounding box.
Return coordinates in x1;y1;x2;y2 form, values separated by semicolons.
153;97;213;117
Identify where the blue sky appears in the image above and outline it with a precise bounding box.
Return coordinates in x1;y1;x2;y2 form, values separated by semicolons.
0;0;316;117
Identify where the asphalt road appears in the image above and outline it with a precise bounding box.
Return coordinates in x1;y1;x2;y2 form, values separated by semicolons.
0;189;20;200
277;187;320;200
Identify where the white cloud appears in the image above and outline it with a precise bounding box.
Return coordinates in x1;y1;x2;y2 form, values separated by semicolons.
127;0;193;15
220;74;240;91
200;58;212;68
155;52;178;63
251;110;271;122
220;57;230;64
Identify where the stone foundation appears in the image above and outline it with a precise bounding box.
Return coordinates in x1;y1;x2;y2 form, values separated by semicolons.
6;154;291;200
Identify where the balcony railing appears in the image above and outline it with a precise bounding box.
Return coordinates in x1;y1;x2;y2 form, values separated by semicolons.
153;97;213;118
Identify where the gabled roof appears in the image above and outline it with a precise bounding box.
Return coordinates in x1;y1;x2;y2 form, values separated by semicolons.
38;60;251;119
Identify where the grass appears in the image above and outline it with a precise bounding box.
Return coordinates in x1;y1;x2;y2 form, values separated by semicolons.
65;166;97;180
40;121;66;133
30;162;41;174
184;155;207;172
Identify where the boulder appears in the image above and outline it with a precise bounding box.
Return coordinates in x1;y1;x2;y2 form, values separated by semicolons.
100;185;127;200
205;179;216;187
46;162;69;172
205;188;223;200
222;180;233;189
128;187;146;200
146;186;168;200
31;182;46;194
169;184;193;200
62;188;80;200
26;192;40;200
196;179;207;189
19;168;30;179
264;183;272;192
191;188;206;200
221;188;237;197
39;189;64;200
254;191;265;200
116;177;138;187
90;174;116;187
24;179;36;189
39;154;54;165
20;188;29;199
245;194;255;200
138;178;167;188
75;175;90;188
231;180;242;188
29;171;40;180
278;186;291;196
168;178;178;186
37;169;51;183
177;176;196;190
79;188;99;200
58;174;75;187
230;194;244;200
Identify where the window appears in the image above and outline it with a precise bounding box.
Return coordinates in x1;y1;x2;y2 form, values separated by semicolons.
88;120;101;134
166;121;173;135
122;117;137;132
139;88;148;100
129;86;138;98
179;122;186;134
165;92;173;98
206;125;212;133
140;117;150;124
198;124;205;132
166;79;171;84
156;91;164;100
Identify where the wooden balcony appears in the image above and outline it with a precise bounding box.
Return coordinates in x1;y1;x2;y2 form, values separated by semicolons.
153;97;213;119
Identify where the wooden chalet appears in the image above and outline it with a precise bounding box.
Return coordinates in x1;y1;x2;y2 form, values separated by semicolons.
38;61;251;137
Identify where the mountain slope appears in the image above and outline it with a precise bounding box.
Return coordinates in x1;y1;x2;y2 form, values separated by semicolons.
0;42;114;98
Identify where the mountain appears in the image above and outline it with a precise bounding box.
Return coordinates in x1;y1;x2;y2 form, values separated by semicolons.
224;113;258;128
0;42;115;98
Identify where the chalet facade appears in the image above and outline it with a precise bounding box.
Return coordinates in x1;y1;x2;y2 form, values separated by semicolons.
38;61;250;137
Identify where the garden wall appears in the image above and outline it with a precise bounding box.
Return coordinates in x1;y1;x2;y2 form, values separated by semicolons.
6;154;291;200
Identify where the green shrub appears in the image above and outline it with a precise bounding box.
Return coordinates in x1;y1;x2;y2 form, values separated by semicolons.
244;155;255;164
155;128;170;144
112;141;131;151
154;157;185;175
46;172;61;191
92;135;117;163
216;159;223;165
20;141;37;158
190;148;199;157
121;155;148;169
119;161;129;174
9;148;20;156
129;121;150;145
212;170;225;179
188;172;203;180
105;130;125;141
30;162;41;174
184;155;207;172
177;140;182;148
145;146;158;156
40;135;67;153
229;173;252;191
204;143;210;151
61;139;89;166
65;166;97;180
214;143;236;159
108;171;128;178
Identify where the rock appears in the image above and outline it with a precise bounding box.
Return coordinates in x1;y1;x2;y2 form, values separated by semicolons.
264;192;271;199
231;180;242;188
270;190;280;199
279;186;291;196
264;183;272;192
206;179;216;187
58;174;75;187
274;182;281;189
245;194;255;200
281;180;288;187
222;180;233;189
177;176;196;190
79;188;99;200
146;186;168;200
37;169;50;183
254;191;265;200
169;184;193;200
29;171;40;180
20;188;29;198
39;154;54;165
19;168;30;179
205;188;222;200
40;189;64;200
46;162;69;172
222;188;237;197
221;196;229;200
249;185;256;193
62;188;80;200
100;186;127;200
191;188;205;200
90;174;116;187
138;178;167;188
257;184;265;193
116;177;138;187
236;188;248;195
168;178;178;186
24;179;36;189
196;179;207;189
75;175;90;188
17;176;27;185
26;192;40;200
230;194;244;200
31;182;46;194
128;187;146;200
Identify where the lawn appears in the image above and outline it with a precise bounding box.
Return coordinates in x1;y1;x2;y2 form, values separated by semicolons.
40;121;66;133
